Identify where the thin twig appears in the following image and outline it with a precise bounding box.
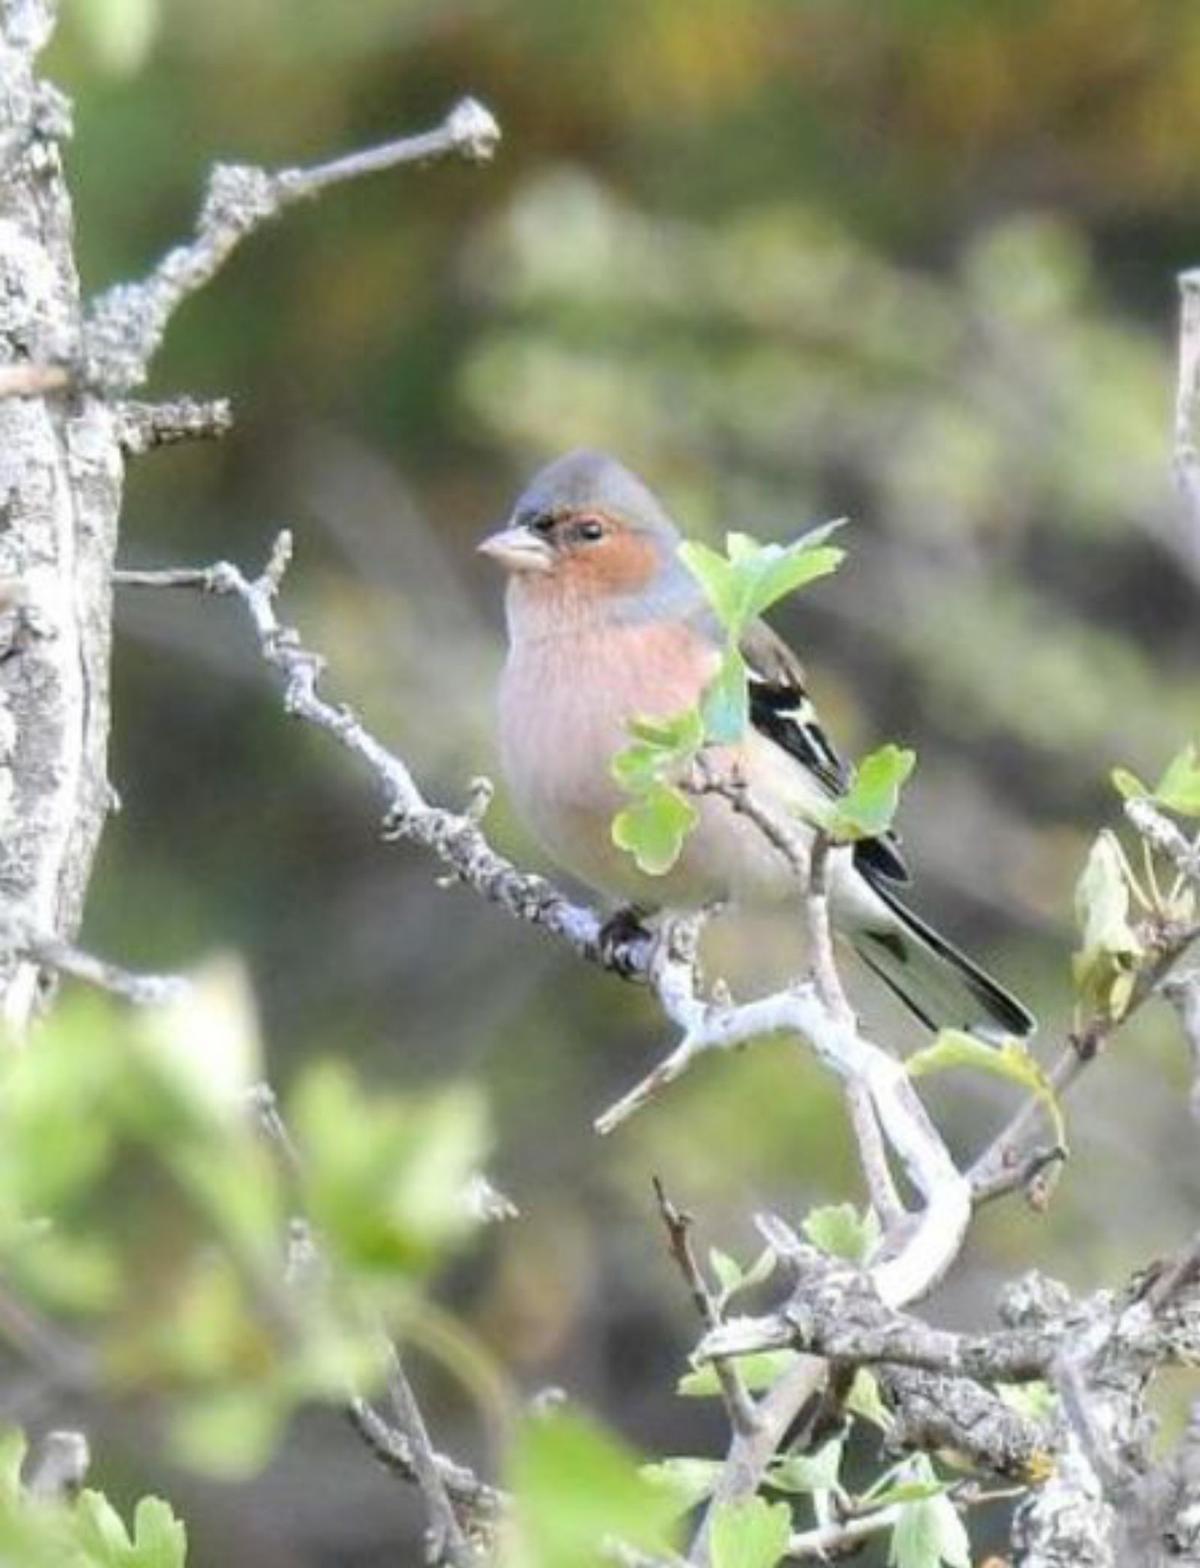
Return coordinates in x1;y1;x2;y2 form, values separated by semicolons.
685;756;811;881
785;1502;904;1560
0;921;186;1009
0;362;69;398
1143;1225;1200;1314
971;929;1197;1203
652;1179;759;1438
345;1398;505;1520
85;99;500;392
250;1075;488;1561
115;396;233;455
808;831;904;1224
384;1343;476;1567
114;538;654;983
1164;970;1200;1123
1125;799;1200;888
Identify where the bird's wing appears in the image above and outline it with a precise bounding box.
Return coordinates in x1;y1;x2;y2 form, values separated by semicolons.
738;619;910;885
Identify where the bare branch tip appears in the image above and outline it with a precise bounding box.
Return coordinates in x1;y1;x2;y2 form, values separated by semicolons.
445;97;501;162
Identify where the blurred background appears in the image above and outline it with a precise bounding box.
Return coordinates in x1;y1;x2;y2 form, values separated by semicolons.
37;0;1200;1559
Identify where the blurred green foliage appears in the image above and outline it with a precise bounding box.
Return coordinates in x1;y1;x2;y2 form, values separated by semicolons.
0;1429;185;1568
14;0;1200;1561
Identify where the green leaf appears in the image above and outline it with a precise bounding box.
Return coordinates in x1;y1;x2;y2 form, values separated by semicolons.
887;1460;970;1568
828;745;915;841
73;1492;131;1559
641;1456;723;1515
802;1203;881;1264
171;1388;284;1478
768;1436;844;1494
611;784;698;876
290;1065;488;1277
996;1380;1058;1423
846;1368;893;1431
0;1429;26;1503
710;1496;793;1568
679;1350;798;1398
866;1476;950;1509
678;541;741;628
128;1498;188;1568
701;647;749;743
74;0;161;77
508;1410;680;1568
1111;766;1149;801
627;709;706;754
1072;829;1142;1020
679;525;846;639
907;1031;1066;1148
1154;741;1200;817
742;543;845;623
708;1248;743;1297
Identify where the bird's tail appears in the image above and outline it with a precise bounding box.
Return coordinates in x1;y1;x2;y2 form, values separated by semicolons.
850;882;1034;1042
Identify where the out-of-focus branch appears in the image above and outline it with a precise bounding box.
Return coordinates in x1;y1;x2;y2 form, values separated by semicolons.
85;99;500;393
1164;971;1200;1122
344;1398;505;1526
1173;268;1200;544
26;1430;89;1500
250;1078;493;1564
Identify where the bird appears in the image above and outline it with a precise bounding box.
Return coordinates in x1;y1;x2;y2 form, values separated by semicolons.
478;448;1034;1042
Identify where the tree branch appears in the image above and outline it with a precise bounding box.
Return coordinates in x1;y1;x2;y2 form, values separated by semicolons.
115;396;233;456
84;99;500;393
114;537;654;982
653;1179;759;1439
0;919;185;1010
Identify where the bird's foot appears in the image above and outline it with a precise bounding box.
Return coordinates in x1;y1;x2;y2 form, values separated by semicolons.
597;905;654;977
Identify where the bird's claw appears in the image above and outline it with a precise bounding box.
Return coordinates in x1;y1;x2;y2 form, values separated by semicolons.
597;906;653;977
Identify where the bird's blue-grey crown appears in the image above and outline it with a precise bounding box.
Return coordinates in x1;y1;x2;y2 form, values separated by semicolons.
512;449;680;540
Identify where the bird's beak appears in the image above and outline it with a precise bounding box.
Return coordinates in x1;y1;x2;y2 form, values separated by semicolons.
476;526;554;575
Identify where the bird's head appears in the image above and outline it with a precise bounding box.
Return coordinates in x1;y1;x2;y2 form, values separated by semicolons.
479;450;684;636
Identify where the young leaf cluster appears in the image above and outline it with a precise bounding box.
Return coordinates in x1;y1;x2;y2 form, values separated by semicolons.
0;1428;186;1568
0;981;490;1479
1074;739;1200;1021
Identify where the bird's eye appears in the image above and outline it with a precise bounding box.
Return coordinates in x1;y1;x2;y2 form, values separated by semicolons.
575;518;605;543
528;514;556;537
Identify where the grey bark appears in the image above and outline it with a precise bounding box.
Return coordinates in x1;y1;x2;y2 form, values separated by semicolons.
0;0;120;1028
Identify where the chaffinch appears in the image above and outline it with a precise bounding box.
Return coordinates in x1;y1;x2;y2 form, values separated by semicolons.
479;449;1033;1040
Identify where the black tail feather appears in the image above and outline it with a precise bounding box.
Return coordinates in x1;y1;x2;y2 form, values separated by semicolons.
852;882;1035;1041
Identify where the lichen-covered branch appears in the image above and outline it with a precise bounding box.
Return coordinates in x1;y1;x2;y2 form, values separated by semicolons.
83;98;499;394
114;540;654;979
0;2;122;1028
0;5;501;1036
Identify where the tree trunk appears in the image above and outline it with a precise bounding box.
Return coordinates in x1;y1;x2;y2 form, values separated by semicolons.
0;0;120;1027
